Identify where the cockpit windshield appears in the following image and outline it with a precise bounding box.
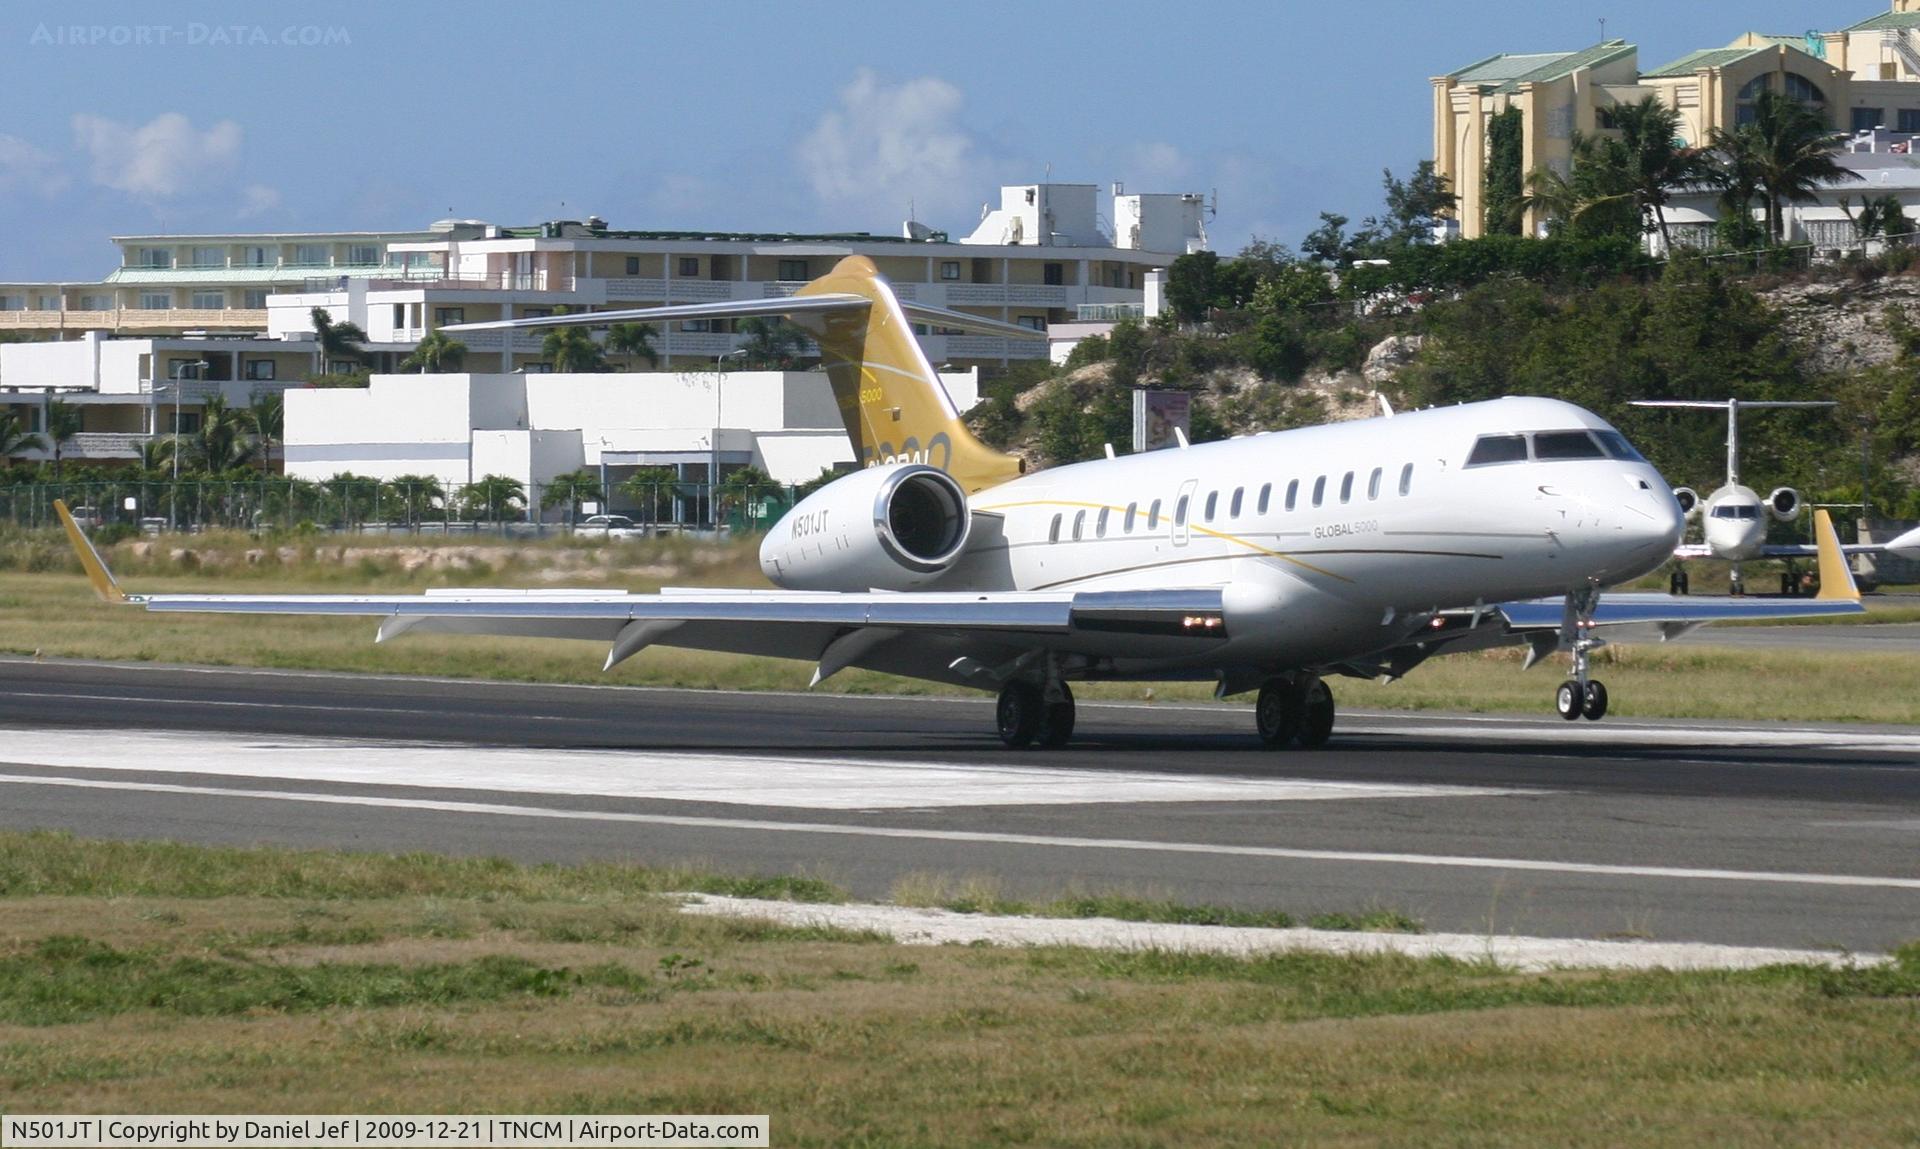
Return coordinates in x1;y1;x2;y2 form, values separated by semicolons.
1464;429;1647;467
1710;504;1760;520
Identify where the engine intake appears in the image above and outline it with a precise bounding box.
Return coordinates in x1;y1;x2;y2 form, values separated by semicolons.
761;463;973;590
1672;487;1699;519
1767;487;1801;523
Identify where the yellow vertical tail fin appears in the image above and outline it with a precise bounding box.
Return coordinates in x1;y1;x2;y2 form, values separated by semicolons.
795;256;1023;493
54;500;127;603
1813;508;1860;602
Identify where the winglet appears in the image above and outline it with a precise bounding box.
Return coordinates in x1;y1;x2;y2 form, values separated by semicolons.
1813;508;1860;603
54;500;126;603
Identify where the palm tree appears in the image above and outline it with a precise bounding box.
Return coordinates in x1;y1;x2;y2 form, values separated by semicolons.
385;473;447;526
606;323;658;371
542;325;606;372
1709;131;1768;250
1606;95;1708;252
193;394;257;474
0;408;47;464
618;465;679;525
1853;193;1908;240
247;392;283;473
310;307;369;375
399;330;468;373
44;399;81;481
135;435;174;475
1712;90;1856;243
1519;133;1634;238
461;473;525;523
735;317;808;368
539;468;603;525
714;465;782;529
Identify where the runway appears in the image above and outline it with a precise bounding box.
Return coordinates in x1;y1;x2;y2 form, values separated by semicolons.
0;657;1914;953
1686;620;1920;653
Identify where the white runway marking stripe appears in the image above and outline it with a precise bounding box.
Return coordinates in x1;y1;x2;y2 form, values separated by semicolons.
0;727;1531;810
4;772;1917;891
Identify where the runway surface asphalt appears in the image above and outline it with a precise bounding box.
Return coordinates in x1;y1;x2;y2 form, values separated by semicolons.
0;656;1914;954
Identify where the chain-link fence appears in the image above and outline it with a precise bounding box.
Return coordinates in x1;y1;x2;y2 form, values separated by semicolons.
0;478;803;538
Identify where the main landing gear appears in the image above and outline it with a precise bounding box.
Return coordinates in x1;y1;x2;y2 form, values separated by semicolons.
996;679;1075;749
1255;674;1335;749
1555;583;1609;721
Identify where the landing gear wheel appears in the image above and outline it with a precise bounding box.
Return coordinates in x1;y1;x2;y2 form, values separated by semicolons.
1255;678;1303;748
1581;679;1609;721
1299;678;1336;749
1036;683;1076;748
1555;680;1582;721
996;681;1042;748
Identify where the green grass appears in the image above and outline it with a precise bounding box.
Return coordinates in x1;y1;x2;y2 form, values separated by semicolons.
1;835;1918;1144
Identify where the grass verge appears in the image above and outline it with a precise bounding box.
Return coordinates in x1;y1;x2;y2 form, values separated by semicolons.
1;834;1917;1144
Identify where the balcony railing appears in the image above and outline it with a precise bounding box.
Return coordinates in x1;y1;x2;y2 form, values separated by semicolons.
0;308;268;330
364;270;578;292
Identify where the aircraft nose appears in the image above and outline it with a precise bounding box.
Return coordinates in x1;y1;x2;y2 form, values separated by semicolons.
1630;487;1686;550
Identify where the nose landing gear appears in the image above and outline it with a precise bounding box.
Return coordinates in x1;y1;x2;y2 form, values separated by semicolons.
1555;583;1610;721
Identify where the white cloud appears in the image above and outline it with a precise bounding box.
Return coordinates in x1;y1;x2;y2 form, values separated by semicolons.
799;69;977;227
71;112;242;198
0;134;67;196
1127;141;1191;185
238;183;280;217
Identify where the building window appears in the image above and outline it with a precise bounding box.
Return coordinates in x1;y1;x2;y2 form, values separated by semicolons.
243;246;271;267
1016;316;1046;331
678;257;699;276
243;290;269;308
940;261;961;280
777;259;810;281
168;411;201;434
680;319;711;332
1900;109;1920;133
139;292;172;310
1043;262;1064;286
34;295;59;311
190;246;224;268
190;292;226;309
1784;73;1826;106
294;244;329;265
1368;467;1383;500
137;248;171;268
1854;106;1886;132
347;244;380;265
625;256;641;275
78;294;112;310
1399;463;1414;496
244;360;275;381
0;296;21;311
434;307;465;326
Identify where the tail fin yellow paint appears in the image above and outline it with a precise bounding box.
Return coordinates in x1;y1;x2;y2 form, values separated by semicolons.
1813;508;1860;602
795;256;1023;493
55;499;126;603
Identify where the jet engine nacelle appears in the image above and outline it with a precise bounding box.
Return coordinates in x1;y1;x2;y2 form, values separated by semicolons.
1672;487;1700;519
1767;487;1801;523
759;463;972;591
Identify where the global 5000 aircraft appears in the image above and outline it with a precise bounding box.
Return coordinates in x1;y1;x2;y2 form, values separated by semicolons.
55;257;1874;748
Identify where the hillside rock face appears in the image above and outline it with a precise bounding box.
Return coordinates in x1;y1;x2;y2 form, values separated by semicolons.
1760;277;1920;375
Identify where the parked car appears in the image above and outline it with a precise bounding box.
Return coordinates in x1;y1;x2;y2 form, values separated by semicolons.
137;517;170;536
65;506;104;529
571;514;648;540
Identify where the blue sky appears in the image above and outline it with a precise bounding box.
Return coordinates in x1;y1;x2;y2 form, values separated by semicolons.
0;0;1862;280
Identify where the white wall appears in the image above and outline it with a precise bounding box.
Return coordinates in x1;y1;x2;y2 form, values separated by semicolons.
471;428;585;516
284;374;478;484
0;338;101;390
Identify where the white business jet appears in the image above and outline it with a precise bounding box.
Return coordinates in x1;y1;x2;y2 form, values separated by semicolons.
1632;397;1920;594
54;258;1869;747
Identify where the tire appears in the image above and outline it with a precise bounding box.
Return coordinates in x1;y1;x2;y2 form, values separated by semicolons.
1256;678;1302;748
1037;683;1076;748
1299;677;1336;749
1581;679;1609;722
996;681;1042;748
1555;680;1582;721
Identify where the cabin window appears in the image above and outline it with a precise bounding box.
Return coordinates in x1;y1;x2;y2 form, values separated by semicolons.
1230;487;1244;518
1204;491;1218;521
1368;467;1383;500
1311;476;1325;507
1399;463;1414;496
1095;507;1109;538
1048;513;1062;543
1148;499;1162;529
1124;502;1137;532
1175;495;1190;526
1465;434;1528;467
1339;472;1354;503
1257;483;1271;514
1285;479;1298;511
1533;430;1606;460
1072;510;1086;541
